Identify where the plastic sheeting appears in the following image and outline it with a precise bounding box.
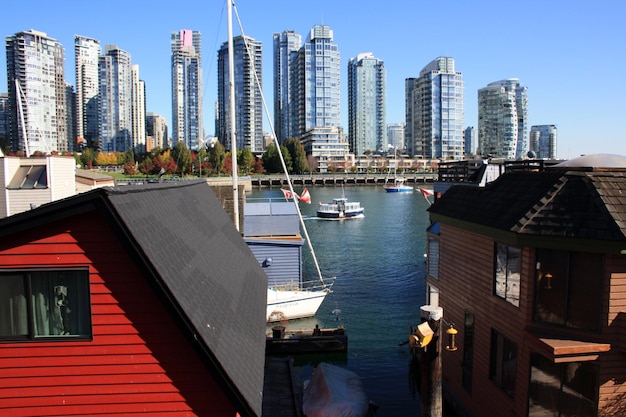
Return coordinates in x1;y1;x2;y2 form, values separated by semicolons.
302;362;370;417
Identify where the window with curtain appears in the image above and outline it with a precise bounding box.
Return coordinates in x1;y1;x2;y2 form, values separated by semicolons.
428;236;439;279
0;269;91;340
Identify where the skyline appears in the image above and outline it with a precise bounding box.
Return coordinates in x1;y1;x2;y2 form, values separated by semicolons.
2;0;624;160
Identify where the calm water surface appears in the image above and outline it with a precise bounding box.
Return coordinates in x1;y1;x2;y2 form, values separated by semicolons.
248;185;432;417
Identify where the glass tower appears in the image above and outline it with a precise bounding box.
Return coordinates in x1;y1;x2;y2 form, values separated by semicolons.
273;30;301;144
387;122;406;154
75;35;101;148
477;78;528;159
171;30;203;150
529;124;557;159
131;64;146;153
98;45;132;152
409;57;464;160
6;29;67;154
291;25;341;136
217;35;263;153
348;52;386;155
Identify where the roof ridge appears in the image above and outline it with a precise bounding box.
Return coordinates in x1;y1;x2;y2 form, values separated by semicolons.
514;175;569;233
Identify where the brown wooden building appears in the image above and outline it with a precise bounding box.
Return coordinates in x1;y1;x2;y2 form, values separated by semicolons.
0;180;267;416
425;155;626;416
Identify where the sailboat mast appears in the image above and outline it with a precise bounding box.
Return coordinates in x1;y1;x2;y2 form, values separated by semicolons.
227;0;240;231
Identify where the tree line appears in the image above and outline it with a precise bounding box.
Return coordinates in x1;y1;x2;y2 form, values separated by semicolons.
2;138;312;177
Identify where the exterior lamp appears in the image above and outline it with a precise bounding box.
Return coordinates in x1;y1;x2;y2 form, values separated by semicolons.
445;325;458;352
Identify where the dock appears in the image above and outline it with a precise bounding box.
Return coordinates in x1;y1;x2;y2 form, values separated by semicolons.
263;357;302;417
266;325;348;355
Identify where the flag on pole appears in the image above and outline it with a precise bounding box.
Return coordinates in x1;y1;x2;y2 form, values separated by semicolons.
418;188;434;204
299;188;311;204
281;188;294;200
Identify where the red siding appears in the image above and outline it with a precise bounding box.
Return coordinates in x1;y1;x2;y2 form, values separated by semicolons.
0;212;236;416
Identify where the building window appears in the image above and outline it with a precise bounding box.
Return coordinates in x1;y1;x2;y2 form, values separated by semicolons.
462;311;474;394
427;236;439;279
534;249;602;331
489;329;517;397
528;354;598;416
0;269;91;340
494;243;520;307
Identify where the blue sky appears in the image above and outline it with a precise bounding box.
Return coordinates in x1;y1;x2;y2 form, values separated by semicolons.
2;0;624;159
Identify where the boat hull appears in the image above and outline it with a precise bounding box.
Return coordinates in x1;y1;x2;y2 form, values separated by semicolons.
267;288;328;322
316;209;364;219
384;186;414;193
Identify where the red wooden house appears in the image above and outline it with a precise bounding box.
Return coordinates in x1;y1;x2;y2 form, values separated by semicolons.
425;154;626;417
0;180;267;416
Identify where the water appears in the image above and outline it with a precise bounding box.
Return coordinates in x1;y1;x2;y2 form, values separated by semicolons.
248;185;432;417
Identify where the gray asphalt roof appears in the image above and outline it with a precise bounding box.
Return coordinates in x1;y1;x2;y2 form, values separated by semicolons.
0;180;267;417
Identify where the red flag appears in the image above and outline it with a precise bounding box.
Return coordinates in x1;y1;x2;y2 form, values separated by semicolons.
298;188;311;204
418;188;434;203
281;188;293;199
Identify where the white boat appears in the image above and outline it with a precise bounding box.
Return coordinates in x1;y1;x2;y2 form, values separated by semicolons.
244;196;334;323
229;2;333;322
317;187;364;219
317;197;365;219
267;284;330;323
384;160;413;193
384;177;414;193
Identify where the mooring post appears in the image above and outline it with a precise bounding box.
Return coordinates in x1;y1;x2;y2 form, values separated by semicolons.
419;305;443;417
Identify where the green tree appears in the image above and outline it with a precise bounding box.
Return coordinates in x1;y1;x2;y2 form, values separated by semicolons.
171;141;192;175
80;148;96;169
208;140;226;175
262;144;278;173
284;138;308;174
239;147;254;175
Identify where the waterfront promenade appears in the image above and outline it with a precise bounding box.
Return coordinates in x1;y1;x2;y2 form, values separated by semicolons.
249;173;436;188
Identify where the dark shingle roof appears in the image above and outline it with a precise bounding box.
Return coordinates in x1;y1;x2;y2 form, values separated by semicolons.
0;180;266;417
428;170;626;241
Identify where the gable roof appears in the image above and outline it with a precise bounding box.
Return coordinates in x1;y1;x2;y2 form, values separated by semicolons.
428;169;626;243
0;180;266;417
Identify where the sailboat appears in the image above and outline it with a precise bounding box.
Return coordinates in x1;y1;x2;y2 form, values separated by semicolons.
384;159;414;193
227;0;334;322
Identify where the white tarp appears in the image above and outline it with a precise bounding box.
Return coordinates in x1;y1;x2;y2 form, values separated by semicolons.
302;362;370;417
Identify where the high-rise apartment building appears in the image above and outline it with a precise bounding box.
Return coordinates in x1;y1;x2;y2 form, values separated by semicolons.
217;35;263;153
0;93;9;145
404;78;418;156
290;25;348;171
98;45;132;152
65;83;77;151
477;78;528;159
75;35;101;148
387;122;405;154
146;112;168;152
273;30;301;144
348;52;386;155
529;124;557;159
406;57;464;160
131;64;146;153
464;126;476;156
171;30;203;150
6;30;67;155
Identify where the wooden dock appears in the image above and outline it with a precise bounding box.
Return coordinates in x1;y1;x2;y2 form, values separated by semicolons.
263;357;302;417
